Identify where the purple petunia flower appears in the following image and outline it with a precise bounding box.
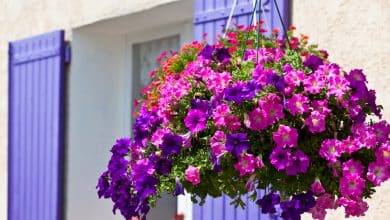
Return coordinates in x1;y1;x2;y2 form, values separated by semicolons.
110;138;131;156
97;170;112;198
256;191;281;214
243;80;262;100
304;55;323;71
266;72;285;93
270;147;291;170
133;110;162;147
286;150;310;176
134;175;159;200
153;156;173;176
184;109;207;133
160;133;183;156
293;190;316;213
280;199;302;220
198;44;214;60
173;177;185;196
225;133;250;157
108;156;129;180
209;152;222;172
224;84;246;104
191;99;210;114
215;48;231;63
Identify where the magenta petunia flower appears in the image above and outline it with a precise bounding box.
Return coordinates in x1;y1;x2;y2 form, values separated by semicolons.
285;69;305;87
312;100;331;115
184;109;207;133
273;124;298;148
340;174;365;197
185;165;200;185
210;130;226;157
338;197;368;218
270;147;291;170
259;93;284;124
372;120;390;143
339;136;360;154
234;153;263;176
151;128;171;147
212;103;231;127
342;159;364;177
367;161;390;186
225;115;241;130
375;143;390;164
305;111;326;133
309;193;337;220
327;75;350;99
311;179;326;195
319;139;342;163
286;94;310;116
303;72;326;94
285;150;310;176
245;107;269;130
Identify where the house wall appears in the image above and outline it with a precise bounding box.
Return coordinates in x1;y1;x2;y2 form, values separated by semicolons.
0;0;390;219
0;0;184;219
292;0;390;219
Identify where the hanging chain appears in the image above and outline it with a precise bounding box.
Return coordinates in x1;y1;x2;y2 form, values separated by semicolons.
241;0;259;59
272;0;290;45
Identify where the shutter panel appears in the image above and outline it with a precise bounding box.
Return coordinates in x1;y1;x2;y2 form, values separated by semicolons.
8;30;68;220
193;0;290;219
194;0;290;42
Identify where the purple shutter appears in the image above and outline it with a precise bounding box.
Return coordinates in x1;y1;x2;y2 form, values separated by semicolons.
8;30;68;220
193;0;290;219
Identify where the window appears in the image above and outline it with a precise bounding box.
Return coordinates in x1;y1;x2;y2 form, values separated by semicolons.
132;35;180;102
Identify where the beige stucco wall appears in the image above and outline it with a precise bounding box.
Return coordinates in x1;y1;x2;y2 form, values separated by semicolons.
293;0;390;219
0;0;181;219
0;0;389;219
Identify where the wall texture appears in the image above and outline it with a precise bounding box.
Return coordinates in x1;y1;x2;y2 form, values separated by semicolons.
0;0;181;219
0;0;389;219
292;0;390;219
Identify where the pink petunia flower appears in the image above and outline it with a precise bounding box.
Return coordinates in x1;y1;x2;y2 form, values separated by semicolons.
327;75;350;99
337;197;368;218
185;166;200;185
284;69;305;87
245;108;269;130
342;159;364;177
305;111;326;133
212;103;231;127
151;128;171;147
273;124;298;148
319;139;342;163
339;136;360;154
340;174;365;197
312;100;331;115
367;161;390;186
309;193;337;220
210;130;227;157
259;93;285;124
225;115;241;130
311;179;326;195
372;120;390;143
286;94;310;115
234;153;263;176
375;143;390;163
303;72;326;94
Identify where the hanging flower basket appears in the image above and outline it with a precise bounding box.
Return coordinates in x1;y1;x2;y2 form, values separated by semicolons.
97;24;390;220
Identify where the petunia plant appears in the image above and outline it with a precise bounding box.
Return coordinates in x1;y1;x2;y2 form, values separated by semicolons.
97;23;390;220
